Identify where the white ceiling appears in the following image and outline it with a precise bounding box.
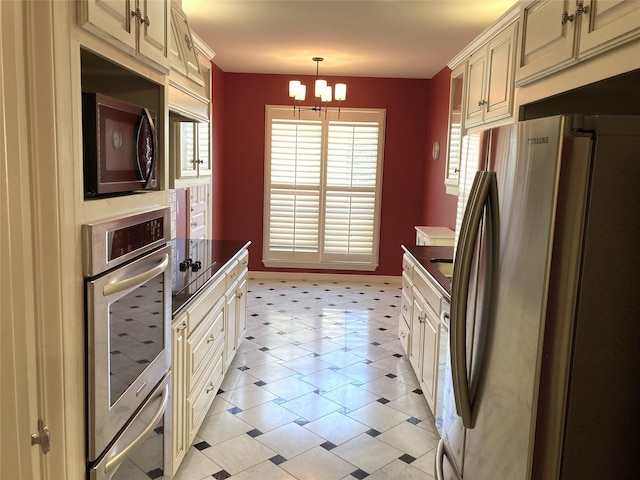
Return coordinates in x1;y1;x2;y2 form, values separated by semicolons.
182;0;518;79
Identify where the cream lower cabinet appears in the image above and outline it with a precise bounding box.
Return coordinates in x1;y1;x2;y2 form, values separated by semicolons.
171;247;248;475
400;253;445;416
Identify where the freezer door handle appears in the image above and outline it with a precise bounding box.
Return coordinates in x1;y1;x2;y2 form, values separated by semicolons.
450;170;498;429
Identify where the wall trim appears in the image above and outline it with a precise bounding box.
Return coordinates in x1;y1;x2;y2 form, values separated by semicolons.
248;270;402;287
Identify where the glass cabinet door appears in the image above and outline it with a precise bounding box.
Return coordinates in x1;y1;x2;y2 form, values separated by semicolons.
196;121;211;176
445;63;466;195
179;122;198;178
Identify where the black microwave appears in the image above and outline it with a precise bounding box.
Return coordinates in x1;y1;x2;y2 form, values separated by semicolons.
82;93;158;197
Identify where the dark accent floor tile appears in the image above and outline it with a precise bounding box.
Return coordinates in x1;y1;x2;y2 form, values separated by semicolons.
362;359;373;365
237;365;250;371
392;353;402;358
371;342;381;346
247;428;263;437
386;373;397;378
228;406;243;414
193;440;211;451
254;380;267;387
259;346;270;351
377;397;390;404
213;470;232;480
338;407;352;414
273;398;286;404
294;418;309;426
351;468;370;479
399;453;416;464
366;428;382;437
407;417;421;425
378;328;387;331
246;336;255;340
413;388;423;395
146;467;164;479
321;441;337;450
270;454;287;465
217;388;224;395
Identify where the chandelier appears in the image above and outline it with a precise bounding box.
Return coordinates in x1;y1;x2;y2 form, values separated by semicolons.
288;57;347;118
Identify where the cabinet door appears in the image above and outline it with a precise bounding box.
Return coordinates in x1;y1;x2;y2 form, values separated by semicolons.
236;274;248;345
409;292;425;375
78;0;136;55
465;48;487;128
171;6;204;85
137;0;168;69
483;22;517;123
171;316;188;476
224;284;238;370
188;184;208;240
517;0;578;85
445;63;465;195
421;308;439;413
578;0;640;59
178;122;198;178
196;121;212;177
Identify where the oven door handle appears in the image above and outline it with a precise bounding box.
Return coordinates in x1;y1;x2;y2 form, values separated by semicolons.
104;381;169;476
102;254;169;297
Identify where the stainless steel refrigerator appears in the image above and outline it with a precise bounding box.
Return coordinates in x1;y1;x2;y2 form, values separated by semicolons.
435;115;640;480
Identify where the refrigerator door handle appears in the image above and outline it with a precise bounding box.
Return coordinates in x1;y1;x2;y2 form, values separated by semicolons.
435;439;462;480
451;170;498;428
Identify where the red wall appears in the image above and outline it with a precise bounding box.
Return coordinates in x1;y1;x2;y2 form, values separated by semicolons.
217;72;431;275
210;62;226;239
422;67;458;229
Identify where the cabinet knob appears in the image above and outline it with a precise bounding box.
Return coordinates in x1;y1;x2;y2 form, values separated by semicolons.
561;11;574;24
131;8;141;19
184;34;193;51
140;15;150;26
206;382;215;393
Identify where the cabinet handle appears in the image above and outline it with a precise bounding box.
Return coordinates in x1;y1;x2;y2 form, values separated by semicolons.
177;321;187;332
576;1;590;17
236;292;243;299
418;314;424;323
402;304;408;311
206;333;216;344
561;10;574;24
141;15;150;26
478;99;487;107
206;382;215;393
191;221;198;227
131;8;141;19
184;34;193;51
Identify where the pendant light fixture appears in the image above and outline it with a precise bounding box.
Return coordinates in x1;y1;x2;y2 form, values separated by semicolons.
288;57;347;118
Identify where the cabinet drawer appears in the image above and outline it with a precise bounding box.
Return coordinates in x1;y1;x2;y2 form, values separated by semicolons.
399;314;411;356
187;348;224;443
187;297;224;392
413;267;442;316
224;259;240;289
401;271;413;292
402;254;415;275
400;288;412;319
187;273;225;335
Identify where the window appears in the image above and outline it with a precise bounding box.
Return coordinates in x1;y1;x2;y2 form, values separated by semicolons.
263;106;386;270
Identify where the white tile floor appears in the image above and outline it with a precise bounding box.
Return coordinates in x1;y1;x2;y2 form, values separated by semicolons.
174;277;438;480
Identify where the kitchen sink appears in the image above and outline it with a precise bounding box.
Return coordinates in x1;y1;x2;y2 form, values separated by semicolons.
430;258;453;279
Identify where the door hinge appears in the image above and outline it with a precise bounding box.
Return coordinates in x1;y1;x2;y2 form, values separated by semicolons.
31;419;51;454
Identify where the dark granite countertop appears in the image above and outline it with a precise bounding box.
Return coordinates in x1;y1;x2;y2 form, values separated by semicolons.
171;239;251;316
402;245;453;300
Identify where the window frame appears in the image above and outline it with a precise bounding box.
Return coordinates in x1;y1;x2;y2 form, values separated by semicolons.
262;105;386;271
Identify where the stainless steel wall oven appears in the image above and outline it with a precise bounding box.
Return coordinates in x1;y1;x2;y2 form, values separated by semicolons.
83;207;172;479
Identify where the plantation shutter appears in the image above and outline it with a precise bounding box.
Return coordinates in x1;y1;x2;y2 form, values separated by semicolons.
323;122;380;264
263;106;385;270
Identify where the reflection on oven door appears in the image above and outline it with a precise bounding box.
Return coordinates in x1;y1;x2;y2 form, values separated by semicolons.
90;374;171;480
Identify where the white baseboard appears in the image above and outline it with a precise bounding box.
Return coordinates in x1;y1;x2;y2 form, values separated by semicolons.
247;270;401;287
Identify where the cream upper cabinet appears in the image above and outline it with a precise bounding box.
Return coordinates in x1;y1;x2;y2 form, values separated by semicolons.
169;3;204;86
578;0;640;58
77;0;169;72
445;63;465;195
517;0;640;85
465;21;518;129
172;119;211;179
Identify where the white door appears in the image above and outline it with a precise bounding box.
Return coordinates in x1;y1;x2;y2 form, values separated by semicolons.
1;1;42;477
578;0;640;59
